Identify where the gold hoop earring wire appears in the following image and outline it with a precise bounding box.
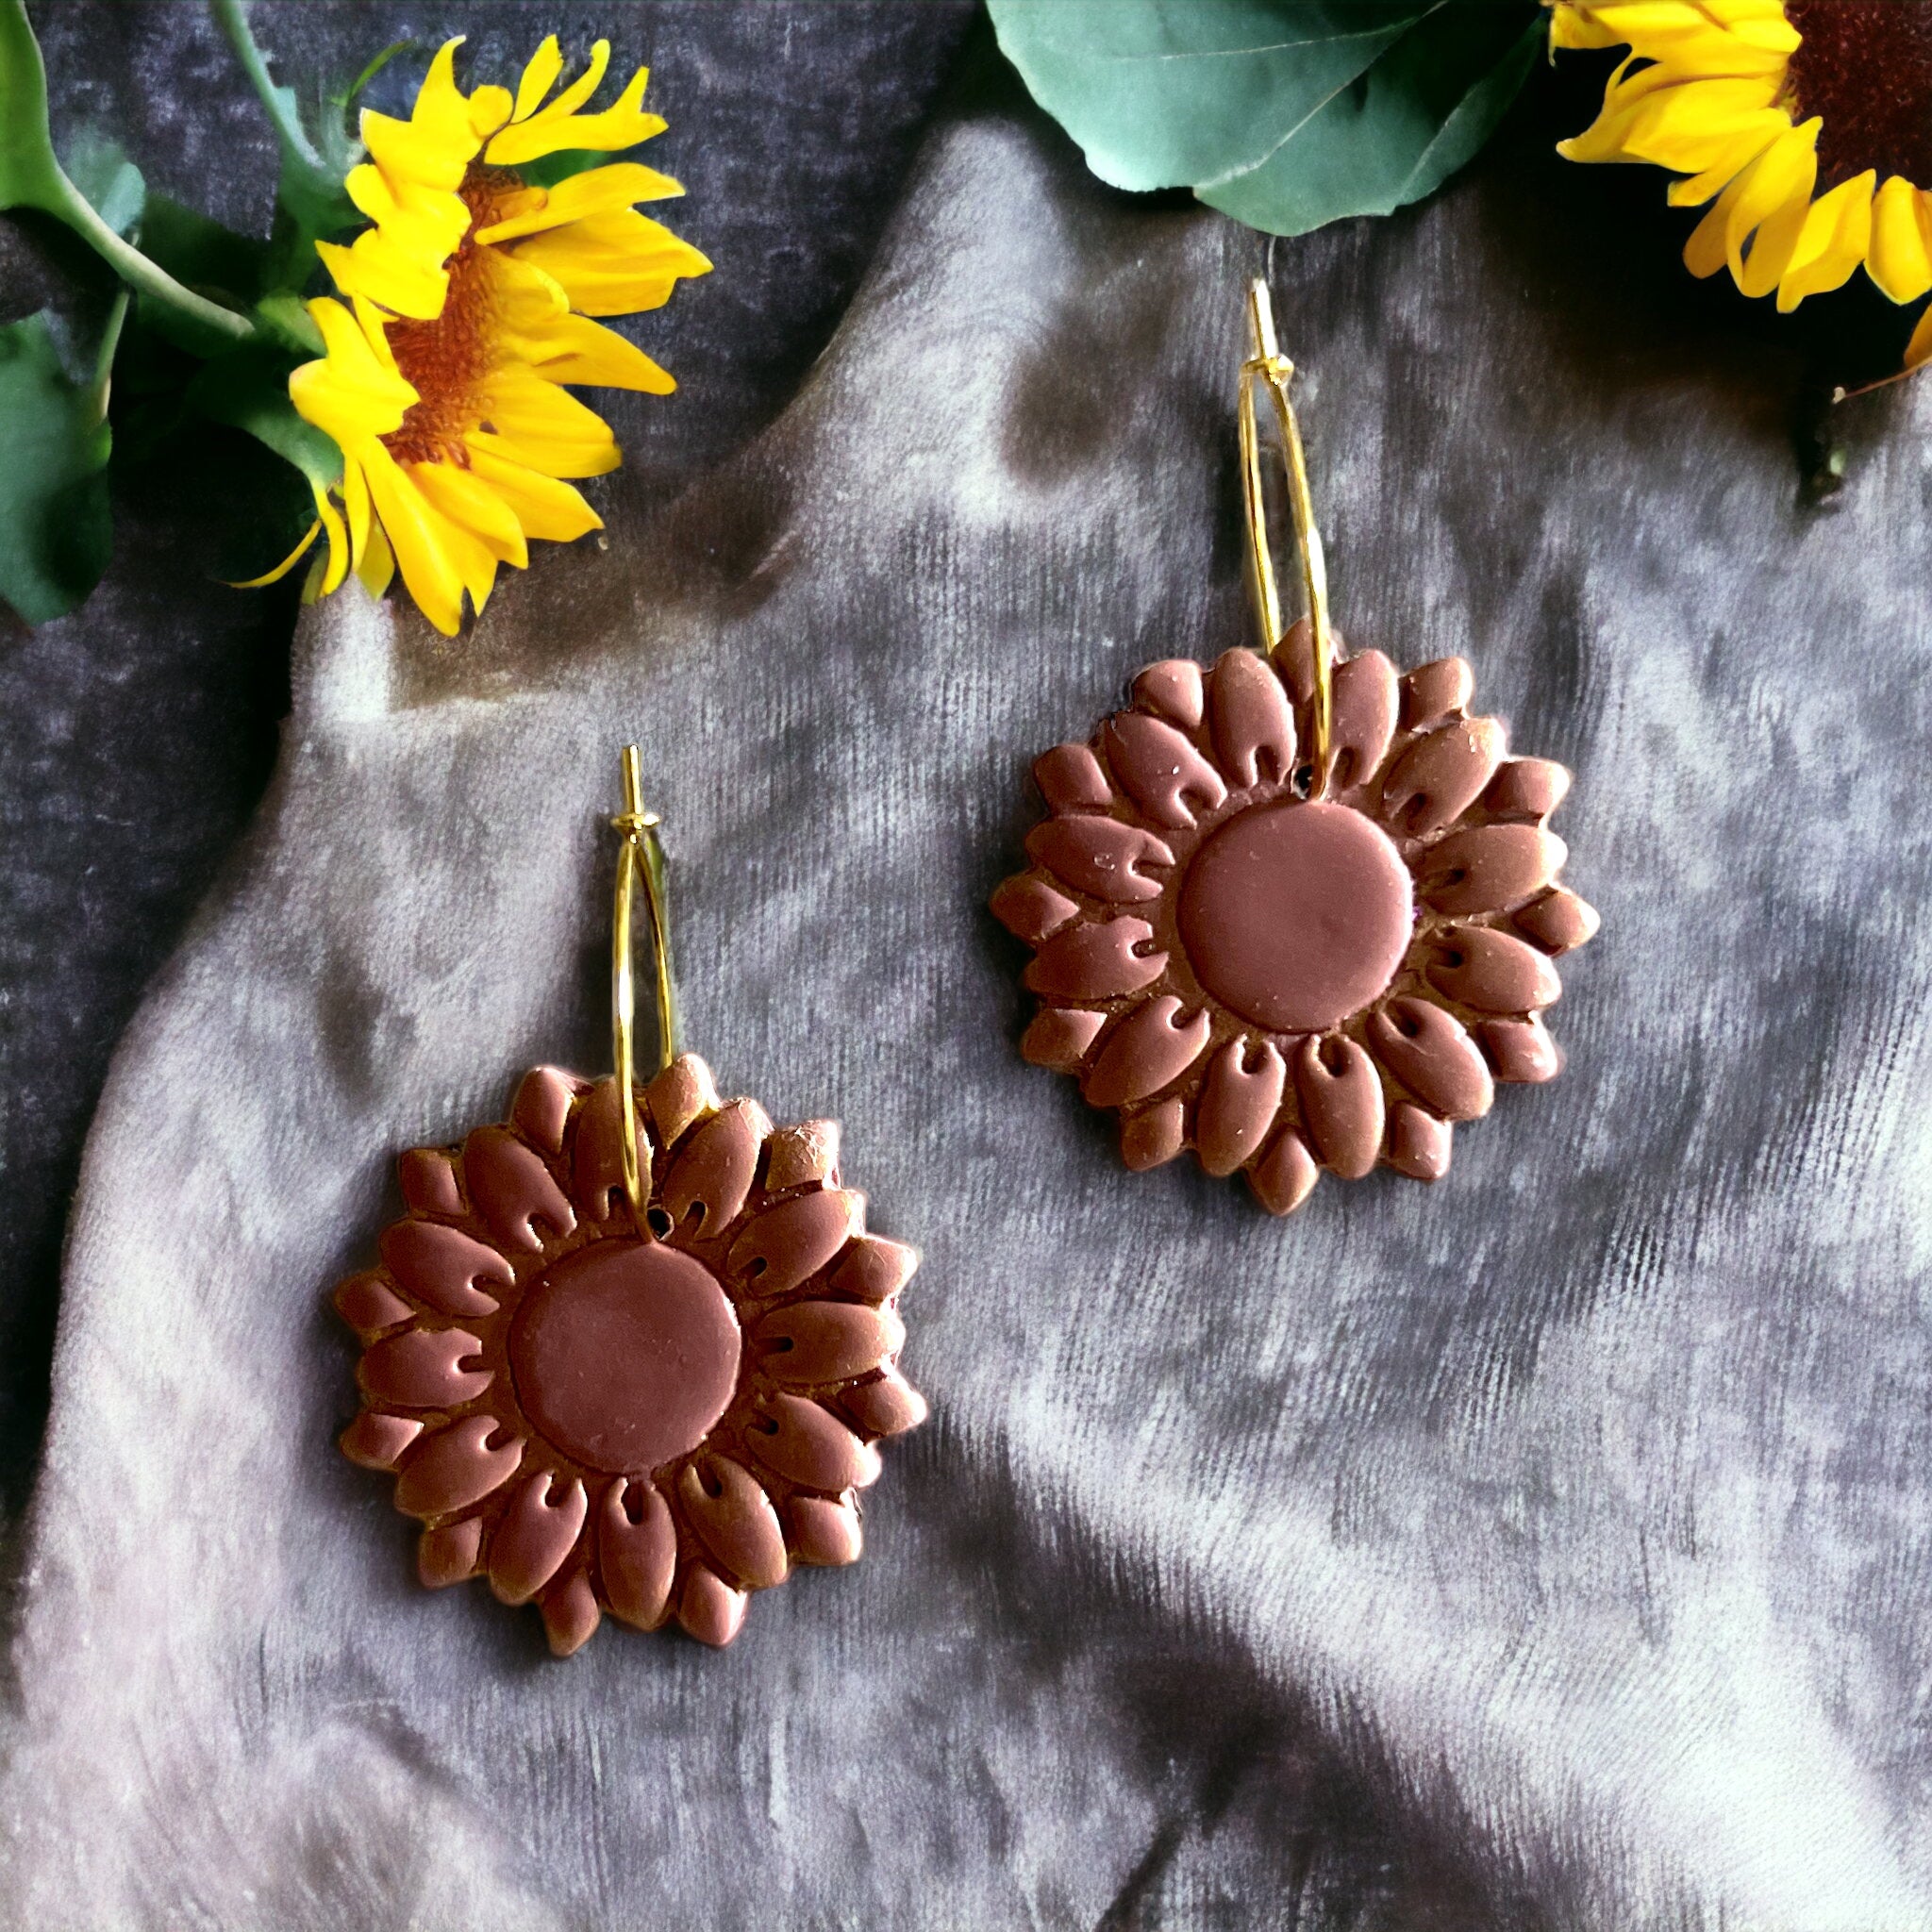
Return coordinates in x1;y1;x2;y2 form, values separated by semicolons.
608;744;678;1236
1239;277;1334;796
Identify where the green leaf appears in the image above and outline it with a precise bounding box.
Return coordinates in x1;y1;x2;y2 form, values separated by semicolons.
0;308;114;624
62;130;144;239
1202;6;1545;233
520;148;615;191
0;0;253;341
989;0;1541;236
140;192;267;306
183;339;341;493
0;0;65;216
251;288;324;357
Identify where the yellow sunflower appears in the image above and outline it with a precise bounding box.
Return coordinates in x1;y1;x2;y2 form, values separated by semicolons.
277;35;709;635
1552;1;1932;360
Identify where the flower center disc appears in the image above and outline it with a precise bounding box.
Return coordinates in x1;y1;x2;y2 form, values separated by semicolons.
1785;1;1932;192
509;1241;741;1474
1178;801;1414;1033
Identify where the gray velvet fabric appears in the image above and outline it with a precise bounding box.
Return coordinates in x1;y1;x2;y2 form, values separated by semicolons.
5;58;1932;1932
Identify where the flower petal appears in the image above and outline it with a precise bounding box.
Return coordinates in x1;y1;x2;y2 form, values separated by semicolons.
360;445;469;634
358;1326;491;1409
678;1456;788;1591
661;1096;771;1238
728;1190;865;1300
378;1219;508;1318
394;1416;524;1520
1293;1036;1385;1180
540;1572;600;1657
289;299;415;444
841;1367;927;1439
513;35;565;122
1777;170;1875;310
787;1494;863;1568
744;1393;880;1492
1868;176;1932;304
1425;927;1562;1014
489;1471;588;1606
1195;1039;1287;1177
1024;916;1165;1003
506;209;711;318
599;1477;676;1630
462;437;606;541
461;1123;574;1250
515;312;675;394
488;58;670;167
1080;996;1211;1108
675;1563;747;1647
1365;999;1493;1122
411;460;531;569
755;1301;905;1388
471;366;623;477
475;161;686;246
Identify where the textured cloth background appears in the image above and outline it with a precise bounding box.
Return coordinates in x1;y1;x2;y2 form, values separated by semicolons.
5;27;1932;1932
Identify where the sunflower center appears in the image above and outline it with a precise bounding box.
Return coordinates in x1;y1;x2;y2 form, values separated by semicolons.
1178;800;1413;1034
382;166;522;466
509;1239;741;1474
1785;1;1932;192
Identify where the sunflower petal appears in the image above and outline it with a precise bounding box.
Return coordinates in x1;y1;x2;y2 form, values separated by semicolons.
358;520;396;597
1776;170;1874;309
508;208;711;316
518;312;675;392
514;35;565;121
409;458;530;566
486;61;666;167
317;232;452;322
474;162;687;245
360;40;478;194
225;517;320;590
463;437;606;541
312;480;349;595
467;84;514;142
341;450;372;565
542;40;611;122
360;444;468;635
474;367;623;476
1868;176;1932;305
289;298;416;444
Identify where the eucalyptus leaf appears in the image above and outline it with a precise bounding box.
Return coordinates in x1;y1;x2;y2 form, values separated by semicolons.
989;0;1541;236
0;308;114;625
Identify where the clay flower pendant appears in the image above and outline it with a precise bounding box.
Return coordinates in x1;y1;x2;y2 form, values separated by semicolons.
335;755;924;1652
992;284;1597;1215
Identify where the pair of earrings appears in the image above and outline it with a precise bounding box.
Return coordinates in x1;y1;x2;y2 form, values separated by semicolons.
335;282;1593;1654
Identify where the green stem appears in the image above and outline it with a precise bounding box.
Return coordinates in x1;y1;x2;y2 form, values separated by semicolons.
208;0;324;171
46;172;252;341
85;287;128;425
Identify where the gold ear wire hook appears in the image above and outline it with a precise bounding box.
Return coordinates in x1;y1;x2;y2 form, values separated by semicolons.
1239;277;1334;796
609;745;677;1235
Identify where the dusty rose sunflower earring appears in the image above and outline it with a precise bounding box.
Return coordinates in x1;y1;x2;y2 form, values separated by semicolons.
335;749;924;1653
992;281;1598;1215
